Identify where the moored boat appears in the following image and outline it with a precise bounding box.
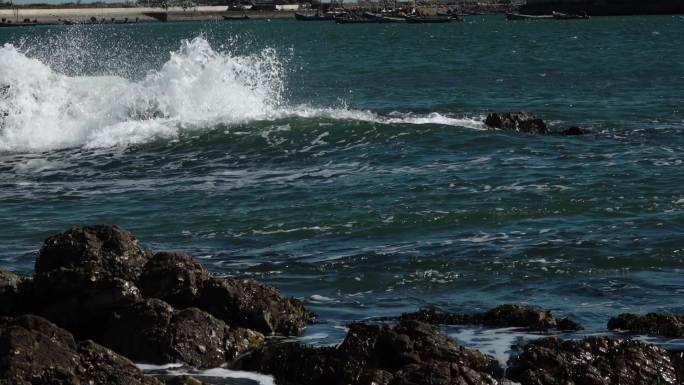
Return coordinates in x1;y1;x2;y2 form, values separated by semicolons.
505;12;553;20
552;11;590;20
362;12;405;22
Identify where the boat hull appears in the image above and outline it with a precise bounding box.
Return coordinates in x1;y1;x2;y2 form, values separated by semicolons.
505;12;554;20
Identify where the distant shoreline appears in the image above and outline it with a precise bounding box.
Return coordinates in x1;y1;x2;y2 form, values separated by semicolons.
0;6;297;25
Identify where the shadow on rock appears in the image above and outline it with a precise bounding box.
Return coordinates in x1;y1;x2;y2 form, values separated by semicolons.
235;319;502;385
0;315;161;385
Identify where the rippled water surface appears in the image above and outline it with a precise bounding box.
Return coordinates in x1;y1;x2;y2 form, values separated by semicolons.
1;16;684;348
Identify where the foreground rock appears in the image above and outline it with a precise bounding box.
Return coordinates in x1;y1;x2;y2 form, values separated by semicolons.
484;112;590;135
138;251;314;335
0;270;21;315
401;304;582;332
0;224;310;370
36;224;152;281
608;313;684;338
18;265;142;340
236;319;502;385
0;315;160;385
103;298;264;367
507;336;681;385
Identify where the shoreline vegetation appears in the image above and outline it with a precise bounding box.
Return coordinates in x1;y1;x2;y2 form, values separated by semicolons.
1;224;683;384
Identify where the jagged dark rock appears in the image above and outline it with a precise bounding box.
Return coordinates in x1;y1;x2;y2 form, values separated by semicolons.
507;336;681;385
138;251;314;336
400;304;582;332
608;313;684;338
0;314;161;385
19;266;141;340
235;319;501;385
138;251;210;308
198;276;314;336
484;112;549;134
35;224;152;281
102;298;264;368
0;270;21;316
671;351;684;383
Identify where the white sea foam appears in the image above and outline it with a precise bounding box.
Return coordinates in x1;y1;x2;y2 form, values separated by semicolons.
0;37;485;153
136;363;275;385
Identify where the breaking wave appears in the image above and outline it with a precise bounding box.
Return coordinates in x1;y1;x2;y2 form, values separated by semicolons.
0;37;483;153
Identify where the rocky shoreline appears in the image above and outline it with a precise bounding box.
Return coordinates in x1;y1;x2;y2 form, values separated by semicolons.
1;224;683;385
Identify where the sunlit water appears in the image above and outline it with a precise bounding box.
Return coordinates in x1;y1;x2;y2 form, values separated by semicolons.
1;16;684;375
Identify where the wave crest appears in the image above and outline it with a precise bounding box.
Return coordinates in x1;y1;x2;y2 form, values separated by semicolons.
0;37;484;153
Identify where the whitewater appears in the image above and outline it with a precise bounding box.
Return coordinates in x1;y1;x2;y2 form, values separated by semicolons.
0;37;483;152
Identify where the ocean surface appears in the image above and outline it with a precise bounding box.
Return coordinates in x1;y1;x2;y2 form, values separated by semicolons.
1;15;684;366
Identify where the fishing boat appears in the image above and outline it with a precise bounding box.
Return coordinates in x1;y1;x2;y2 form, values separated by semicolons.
362;12;405;22
552;11;590;20
505;12;553;20
404;15;454;23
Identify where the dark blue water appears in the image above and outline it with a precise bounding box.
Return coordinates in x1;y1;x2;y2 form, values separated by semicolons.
1;16;684;351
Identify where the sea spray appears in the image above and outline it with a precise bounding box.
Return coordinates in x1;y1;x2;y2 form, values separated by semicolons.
0;37;287;151
0;36;484;153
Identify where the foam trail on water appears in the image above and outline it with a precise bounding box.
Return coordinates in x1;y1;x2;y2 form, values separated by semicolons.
0;37;484;153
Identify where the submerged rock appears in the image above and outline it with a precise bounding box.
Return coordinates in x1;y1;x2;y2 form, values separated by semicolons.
35;224;152;281
608;313;684;338
559;126;591;135
401;304;582;332
484;112;549;134
138;251;314;336
103;298;264;368
0;314;160;385
236;319;501;385
507;336;681;385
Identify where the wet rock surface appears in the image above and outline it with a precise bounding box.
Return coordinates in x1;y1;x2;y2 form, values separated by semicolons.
139;251;314;336
103;299;264;368
608;313;684;338
19;266;142;340
138;251;210;308
485;112;549;134
485;112;589;135
0;270;21;315
236;319;501;385
507;336;681;385
35;224;151;281
198;276;314;336
400;304;582;331
0;314;160;385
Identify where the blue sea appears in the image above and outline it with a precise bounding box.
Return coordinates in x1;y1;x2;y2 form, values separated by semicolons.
1;15;683;363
